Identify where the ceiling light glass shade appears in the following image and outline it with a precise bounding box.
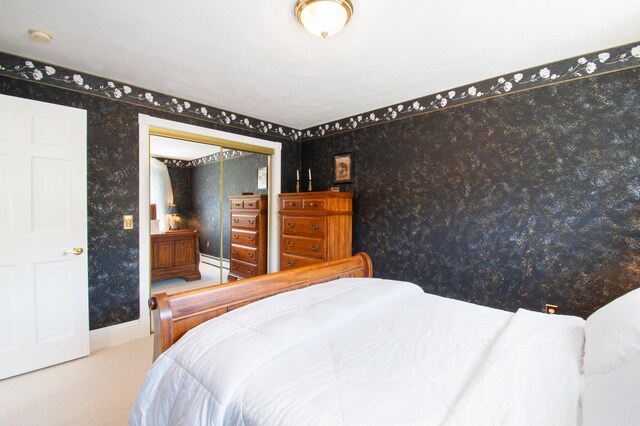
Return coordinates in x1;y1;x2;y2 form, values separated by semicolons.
295;0;354;38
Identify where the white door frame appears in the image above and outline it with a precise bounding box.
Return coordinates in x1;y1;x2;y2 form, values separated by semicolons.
138;114;282;334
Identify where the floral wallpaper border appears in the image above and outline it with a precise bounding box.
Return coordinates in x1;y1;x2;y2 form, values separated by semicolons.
0;52;302;141
302;41;640;140
1;41;638;143
153;149;253;168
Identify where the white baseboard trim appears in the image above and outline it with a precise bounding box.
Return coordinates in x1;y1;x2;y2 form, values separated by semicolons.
201;254;230;270
89;319;150;353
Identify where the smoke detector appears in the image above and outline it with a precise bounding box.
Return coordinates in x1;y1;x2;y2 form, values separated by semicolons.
28;29;53;43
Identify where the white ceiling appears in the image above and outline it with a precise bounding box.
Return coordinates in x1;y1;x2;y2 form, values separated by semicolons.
1;1;639;130
150;136;221;161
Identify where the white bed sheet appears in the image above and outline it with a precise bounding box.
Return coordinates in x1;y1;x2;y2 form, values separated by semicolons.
130;278;585;426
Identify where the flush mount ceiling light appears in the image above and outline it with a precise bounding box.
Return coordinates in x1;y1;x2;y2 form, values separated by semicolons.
28;28;53;43
295;0;354;39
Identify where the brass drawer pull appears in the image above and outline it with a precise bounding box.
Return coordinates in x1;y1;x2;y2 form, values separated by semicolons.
232;264;238;269
233;234;239;239
308;202;316;207
248;219;255;225
248;252;254;258
247;236;255;241
233;218;239;223
248;268;254;274
233;203;241;208
310;245;319;251
286;202;297;207
246;203;254;208
232;249;238;254
309;224;319;230
286;222;295;228
286;241;294;247
286;260;295;266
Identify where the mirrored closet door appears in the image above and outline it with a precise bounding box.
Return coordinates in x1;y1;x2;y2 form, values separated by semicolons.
148;133;270;297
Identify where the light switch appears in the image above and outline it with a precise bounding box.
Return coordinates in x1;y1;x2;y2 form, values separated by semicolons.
123;215;134;230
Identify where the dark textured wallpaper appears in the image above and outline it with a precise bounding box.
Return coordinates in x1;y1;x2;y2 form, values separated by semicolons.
3;47;637;329
166;166;192;222
0;75;299;330
301;67;640;318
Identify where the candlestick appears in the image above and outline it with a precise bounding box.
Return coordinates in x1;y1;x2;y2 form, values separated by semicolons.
308;168;311;180
296;169;299;180
308;177;312;192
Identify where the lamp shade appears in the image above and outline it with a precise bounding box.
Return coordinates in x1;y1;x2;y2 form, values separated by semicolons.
167;204;182;216
295;0;354;38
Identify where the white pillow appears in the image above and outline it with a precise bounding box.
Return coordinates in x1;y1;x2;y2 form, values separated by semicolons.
583;287;640;378
582;357;640;426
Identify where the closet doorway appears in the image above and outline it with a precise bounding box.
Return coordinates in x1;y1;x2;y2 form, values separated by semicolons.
149;136;270;294
138;115;282;336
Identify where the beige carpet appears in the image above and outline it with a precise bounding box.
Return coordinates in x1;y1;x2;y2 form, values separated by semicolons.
151;261;228;295
0;335;154;426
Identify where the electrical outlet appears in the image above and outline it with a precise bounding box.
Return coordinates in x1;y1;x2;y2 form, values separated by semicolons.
545;304;558;315
123;215;134;230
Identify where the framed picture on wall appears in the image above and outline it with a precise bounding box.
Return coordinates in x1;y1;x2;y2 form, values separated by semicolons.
333;152;353;184
257;166;268;189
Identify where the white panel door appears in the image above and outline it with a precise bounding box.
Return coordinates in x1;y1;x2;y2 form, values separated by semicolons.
0;94;88;379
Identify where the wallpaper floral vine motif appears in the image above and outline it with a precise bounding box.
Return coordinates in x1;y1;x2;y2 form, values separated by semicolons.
1;42;638;142
303;42;640;139
153;149;253;168
0;52;302;141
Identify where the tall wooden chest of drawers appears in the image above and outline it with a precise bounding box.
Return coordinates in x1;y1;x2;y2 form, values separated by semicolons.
228;194;268;281
279;192;353;271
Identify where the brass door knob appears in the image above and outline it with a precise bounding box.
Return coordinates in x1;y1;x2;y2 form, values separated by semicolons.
64;247;84;256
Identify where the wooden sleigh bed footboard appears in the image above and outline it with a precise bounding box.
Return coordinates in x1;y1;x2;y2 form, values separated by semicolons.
149;253;373;360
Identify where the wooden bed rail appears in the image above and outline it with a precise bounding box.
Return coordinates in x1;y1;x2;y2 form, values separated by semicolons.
149;253;373;360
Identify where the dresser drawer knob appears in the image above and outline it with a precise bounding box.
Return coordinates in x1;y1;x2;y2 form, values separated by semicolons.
248;252;254;258
233;234;239;239
246;203;254;208
286;260;295;266
248;219;255;225
232;264;238;269
248;268;254;274
247;236;255;241
309;224;319;230
232;249;238;254
286;202;297;206
233;219;239;223
286;241;294;247
286;222;295;228
310;245;319;251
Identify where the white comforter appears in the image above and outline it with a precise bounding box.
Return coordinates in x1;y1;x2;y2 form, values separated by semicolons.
130;278;585;425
